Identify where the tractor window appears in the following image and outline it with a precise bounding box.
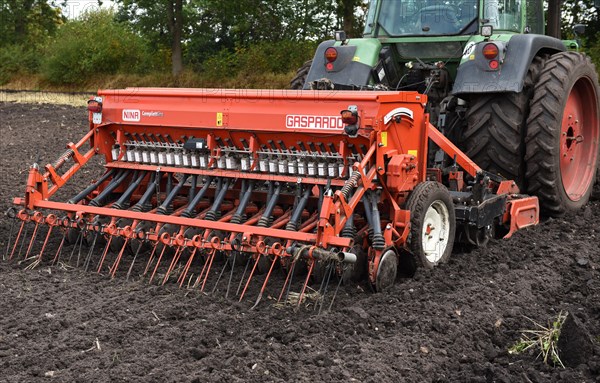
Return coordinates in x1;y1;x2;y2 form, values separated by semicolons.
364;0;379;35
483;0;522;32
378;0;479;36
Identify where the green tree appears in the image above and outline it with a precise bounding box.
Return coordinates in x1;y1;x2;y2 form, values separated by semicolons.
116;0;187;76
0;0;64;46
42;10;154;84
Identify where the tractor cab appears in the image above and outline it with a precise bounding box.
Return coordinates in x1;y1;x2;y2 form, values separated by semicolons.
365;0;543;37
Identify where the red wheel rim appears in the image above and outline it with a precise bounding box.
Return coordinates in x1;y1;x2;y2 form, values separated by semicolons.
559;77;599;202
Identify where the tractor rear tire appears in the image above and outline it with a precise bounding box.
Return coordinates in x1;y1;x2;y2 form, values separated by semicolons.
461;56;545;186
290;60;312;90
406;181;456;269
525;52;600;216
463;93;529;184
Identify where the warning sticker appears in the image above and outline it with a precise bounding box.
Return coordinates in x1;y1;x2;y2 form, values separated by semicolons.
216;112;223;127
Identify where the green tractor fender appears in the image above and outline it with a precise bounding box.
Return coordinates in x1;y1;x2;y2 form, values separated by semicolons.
452;34;565;96
303;39;382;89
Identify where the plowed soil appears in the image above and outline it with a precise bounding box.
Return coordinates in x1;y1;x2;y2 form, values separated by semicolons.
1;102;599;383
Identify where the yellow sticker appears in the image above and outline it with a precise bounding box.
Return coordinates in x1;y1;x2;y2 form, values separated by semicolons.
216;112;223;126
352;56;360;62
381;132;388;147
469;54;475;61
408;149;418;157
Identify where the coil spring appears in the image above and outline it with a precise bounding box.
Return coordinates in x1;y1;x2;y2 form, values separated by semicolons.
341;172;361;201
52;149;74;170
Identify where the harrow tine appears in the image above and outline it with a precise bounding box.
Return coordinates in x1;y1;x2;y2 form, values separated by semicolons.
126;242;144;281
236;254;253;296
278;260;296;303
225;252;238;299
97;235;113;273
4;218;16;261
52;230;67;265
178;248;197;288
149;244;168;284
239;254;262;302
316;261;335;314
297;260;315;308
76;230;86;267
199;249;217;292
9;220;26;260
110;237;129;278
37;226;54;263
162;246;182;286
327;264;348;312
211;253;230;294
24;222;40;259
84;231;99;272
68;230;83;264
143;243;159;276
251;255;279;309
17;223;30;258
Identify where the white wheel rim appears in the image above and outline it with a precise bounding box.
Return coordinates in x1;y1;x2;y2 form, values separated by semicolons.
421;200;450;264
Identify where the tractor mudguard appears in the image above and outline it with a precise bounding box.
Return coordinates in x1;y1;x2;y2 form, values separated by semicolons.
452;34;565;96
304;39;381;89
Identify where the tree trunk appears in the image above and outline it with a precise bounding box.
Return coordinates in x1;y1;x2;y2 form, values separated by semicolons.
342;0;355;35
166;0;184;77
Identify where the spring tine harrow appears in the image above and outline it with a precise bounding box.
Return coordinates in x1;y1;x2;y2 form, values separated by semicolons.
9;220;27;261
297;259;315;308
178;247;197;288
236;253;253;297
4;217;16;261
251;254;279;309
149;244;168;284
97;235;113;273
144;243;159;276
162;246;183;286
110;237;129;278
278;259;296;304
126;242;144;281
52;230;67;266
24;221;39;260
68;230;83;264
199;248;217;292
84;231;99;272
17;222;30;259
224;252;238;299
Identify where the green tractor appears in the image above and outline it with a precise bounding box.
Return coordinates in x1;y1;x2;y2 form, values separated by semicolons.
292;0;600;217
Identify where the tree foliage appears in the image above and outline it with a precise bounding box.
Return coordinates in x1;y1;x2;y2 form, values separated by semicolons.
41;10;156;85
0;0;64;46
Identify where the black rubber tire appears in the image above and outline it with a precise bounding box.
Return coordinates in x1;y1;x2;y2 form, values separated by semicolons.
462;93;529;184
461;56;545;186
525;52;600;216
406;181;456;269
289;60;312;90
